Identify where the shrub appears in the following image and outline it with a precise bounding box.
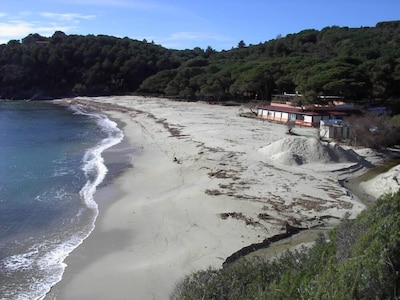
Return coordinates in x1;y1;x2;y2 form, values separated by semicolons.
171;192;400;299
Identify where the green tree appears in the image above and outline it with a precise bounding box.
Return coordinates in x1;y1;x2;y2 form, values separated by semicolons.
298;58;370;101
238;40;246;48
138;69;178;94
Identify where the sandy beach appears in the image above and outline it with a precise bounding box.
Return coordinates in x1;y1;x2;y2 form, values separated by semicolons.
46;96;391;300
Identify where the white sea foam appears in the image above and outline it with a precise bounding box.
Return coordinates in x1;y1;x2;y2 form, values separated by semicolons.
69;104;124;210
0;102;125;300
80;113;124;211
2;239;79;300
3;249;38;272
33;109;122;300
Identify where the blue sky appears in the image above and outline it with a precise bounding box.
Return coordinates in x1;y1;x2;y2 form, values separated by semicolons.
0;0;398;50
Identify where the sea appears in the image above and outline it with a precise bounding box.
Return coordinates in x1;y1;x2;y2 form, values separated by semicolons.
0;100;127;299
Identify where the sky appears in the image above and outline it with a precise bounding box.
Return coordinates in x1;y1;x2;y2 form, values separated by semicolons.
0;0;399;50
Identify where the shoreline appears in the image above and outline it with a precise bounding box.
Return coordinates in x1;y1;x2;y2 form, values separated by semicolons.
46;96;382;299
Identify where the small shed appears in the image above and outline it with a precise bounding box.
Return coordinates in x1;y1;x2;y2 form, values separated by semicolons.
319;119;350;141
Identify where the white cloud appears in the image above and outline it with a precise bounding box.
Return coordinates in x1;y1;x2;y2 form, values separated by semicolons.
0;21;34;37
18;11;33;17
0;20;74;40
0;11;97;43
40;12;97;22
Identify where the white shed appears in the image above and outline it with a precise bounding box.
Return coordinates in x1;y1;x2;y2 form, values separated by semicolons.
320;119;350;140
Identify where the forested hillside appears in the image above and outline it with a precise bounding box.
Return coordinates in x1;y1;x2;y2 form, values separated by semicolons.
1;21;400;103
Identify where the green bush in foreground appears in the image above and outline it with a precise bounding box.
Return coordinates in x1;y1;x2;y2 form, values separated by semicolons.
171;191;400;299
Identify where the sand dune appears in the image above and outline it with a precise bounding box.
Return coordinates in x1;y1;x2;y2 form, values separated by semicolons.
361;164;400;199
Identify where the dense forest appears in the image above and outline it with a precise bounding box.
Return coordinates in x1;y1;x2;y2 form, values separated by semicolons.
171;191;400;299
1;21;400;105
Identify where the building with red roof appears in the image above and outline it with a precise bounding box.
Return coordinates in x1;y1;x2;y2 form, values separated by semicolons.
256;95;361;128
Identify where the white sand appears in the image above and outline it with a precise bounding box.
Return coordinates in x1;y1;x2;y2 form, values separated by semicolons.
360;164;400;199
46;96;393;300
259;136;359;166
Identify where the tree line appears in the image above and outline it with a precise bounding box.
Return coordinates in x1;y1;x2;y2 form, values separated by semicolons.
1;21;400;106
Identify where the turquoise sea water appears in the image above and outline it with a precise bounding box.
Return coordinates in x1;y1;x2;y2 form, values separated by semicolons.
0;100;124;299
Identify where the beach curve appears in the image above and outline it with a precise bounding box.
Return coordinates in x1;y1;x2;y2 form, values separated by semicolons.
46;96;380;300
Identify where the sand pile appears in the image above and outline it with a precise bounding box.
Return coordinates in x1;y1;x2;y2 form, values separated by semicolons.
360;164;400;199
259;136;359;166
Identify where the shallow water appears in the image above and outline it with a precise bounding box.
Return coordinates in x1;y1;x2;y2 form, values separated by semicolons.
0;101;124;299
357;158;400;182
